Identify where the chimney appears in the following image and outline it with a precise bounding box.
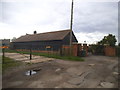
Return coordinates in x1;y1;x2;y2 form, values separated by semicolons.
34;31;37;34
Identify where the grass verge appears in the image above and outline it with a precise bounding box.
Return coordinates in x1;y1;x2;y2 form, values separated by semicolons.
2;57;21;72
5;49;84;61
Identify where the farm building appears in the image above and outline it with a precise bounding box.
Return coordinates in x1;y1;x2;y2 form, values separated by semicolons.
11;30;78;51
0;39;10;46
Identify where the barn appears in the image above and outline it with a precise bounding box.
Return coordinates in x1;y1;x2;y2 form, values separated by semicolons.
11;30;78;52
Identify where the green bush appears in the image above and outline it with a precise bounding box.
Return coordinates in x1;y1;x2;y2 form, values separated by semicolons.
2;57;21;71
89;45;104;55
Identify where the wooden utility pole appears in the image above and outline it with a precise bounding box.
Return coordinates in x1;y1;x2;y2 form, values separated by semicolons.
2;47;5;64
30;48;32;60
70;0;74;55
2;44;5;64
29;46;32;75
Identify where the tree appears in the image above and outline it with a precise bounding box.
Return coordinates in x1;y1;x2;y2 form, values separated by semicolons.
98;34;117;47
11;37;16;42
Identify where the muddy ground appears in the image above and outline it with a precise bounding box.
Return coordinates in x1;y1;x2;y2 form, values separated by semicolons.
2;53;119;88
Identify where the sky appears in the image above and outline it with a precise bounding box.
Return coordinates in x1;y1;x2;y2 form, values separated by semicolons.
0;0;119;44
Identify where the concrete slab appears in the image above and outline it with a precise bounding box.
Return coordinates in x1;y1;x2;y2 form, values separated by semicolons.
5;53;55;63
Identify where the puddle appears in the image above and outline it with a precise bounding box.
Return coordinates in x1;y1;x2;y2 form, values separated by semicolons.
25;68;41;76
25;70;37;76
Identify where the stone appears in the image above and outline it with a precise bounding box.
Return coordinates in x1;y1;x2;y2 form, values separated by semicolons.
55;68;61;72
88;64;95;66
112;72;119;75
100;82;114;88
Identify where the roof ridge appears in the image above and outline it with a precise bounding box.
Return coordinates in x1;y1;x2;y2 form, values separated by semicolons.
30;29;71;36
13;29;72;42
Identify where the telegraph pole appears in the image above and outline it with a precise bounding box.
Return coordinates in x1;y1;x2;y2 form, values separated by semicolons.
70;0;74;55
2;44;5;64
30;45;32;75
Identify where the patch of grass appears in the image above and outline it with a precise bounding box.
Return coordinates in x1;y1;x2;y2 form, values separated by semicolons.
5;49;18;53
42;54;84;61
5;49;84;61
2;57;21;71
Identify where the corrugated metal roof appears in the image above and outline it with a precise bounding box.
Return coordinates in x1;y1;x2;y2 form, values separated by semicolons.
13;29;71;42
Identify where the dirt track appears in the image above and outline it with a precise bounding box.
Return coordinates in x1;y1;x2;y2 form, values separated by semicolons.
3;53;118;88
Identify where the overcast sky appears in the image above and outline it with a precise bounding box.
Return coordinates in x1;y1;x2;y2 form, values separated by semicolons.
0;0;118;44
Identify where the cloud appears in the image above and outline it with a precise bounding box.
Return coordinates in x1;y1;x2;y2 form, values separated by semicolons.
74;31;108;44
1;0;119;2
0;2;2;21
73;2;118;34
0;0;118;44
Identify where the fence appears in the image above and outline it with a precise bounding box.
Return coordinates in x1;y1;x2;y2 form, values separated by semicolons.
104;46;116;56
11;43;88;57
116;46;120;57
62;44;88;57
89;45;104;55
89;44;117;57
